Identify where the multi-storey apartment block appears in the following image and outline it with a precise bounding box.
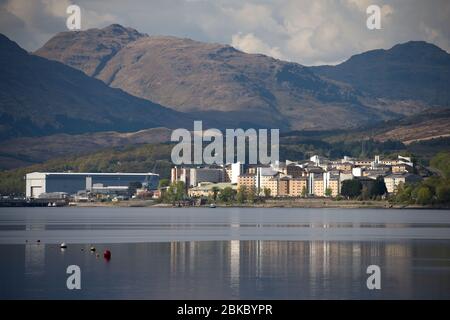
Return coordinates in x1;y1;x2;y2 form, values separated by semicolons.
174;154;420;198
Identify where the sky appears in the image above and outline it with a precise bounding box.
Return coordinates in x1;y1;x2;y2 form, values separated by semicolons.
0;0;449;66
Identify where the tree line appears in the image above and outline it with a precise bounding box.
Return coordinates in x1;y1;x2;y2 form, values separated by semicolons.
392;152;450;206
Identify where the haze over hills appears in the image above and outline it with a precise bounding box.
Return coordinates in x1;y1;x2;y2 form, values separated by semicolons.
312;41;450;106
0;33;190;141
36;24;427;131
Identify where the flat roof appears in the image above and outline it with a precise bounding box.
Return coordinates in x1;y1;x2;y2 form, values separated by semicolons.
385;173;421;179
26;172;158;176
190;182;237;191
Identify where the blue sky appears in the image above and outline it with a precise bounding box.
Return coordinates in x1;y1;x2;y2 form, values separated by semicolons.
1;0;449;65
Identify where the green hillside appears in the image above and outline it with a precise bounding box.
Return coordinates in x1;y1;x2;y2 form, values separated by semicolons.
0;144;173;195
1;136;449;195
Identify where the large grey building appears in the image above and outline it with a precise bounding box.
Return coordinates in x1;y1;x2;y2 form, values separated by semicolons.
189;168;223;187
25;172;159;198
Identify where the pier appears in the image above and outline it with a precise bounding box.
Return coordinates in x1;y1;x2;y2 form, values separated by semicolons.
0;198;67;207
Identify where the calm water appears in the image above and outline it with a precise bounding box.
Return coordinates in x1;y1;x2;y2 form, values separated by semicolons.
1;207;450;299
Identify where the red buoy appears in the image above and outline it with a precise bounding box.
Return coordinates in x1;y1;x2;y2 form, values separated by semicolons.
103;250;111;261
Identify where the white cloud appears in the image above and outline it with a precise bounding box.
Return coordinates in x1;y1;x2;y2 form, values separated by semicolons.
222;3;285;35
381;4;394;18
0;0;118;49
231;32;285;60
1;0;449;65
42;0;71;18
419;22;450;52
345;0;372;12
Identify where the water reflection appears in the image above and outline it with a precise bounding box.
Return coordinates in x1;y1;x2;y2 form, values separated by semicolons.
2;207;450;244
2;239;449;299
24;223;46;277
24;244;45;276
163;241;450;299
2;206;450;299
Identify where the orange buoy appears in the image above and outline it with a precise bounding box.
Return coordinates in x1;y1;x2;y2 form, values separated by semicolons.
103;250;111;261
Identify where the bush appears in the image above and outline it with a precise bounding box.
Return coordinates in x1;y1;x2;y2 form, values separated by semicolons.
416;186;432;205
436;184;450;203
219;187;235;203
430;151;450;179
236;186;247;204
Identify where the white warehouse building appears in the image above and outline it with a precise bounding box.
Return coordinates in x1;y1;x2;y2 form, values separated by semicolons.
25;172;159;198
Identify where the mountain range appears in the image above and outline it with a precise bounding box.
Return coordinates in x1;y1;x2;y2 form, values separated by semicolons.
35;24;447;132
1;24;449;145
312;41;450;106
0;32;189;141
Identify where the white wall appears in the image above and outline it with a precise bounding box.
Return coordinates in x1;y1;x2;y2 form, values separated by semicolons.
25;173;46;198
231;162;242;184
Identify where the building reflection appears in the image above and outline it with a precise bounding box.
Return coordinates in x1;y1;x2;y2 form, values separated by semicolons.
229;240;240;293
165;239;417;298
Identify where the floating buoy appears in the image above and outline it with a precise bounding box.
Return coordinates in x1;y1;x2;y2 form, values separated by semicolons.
81;248;84;251
60;242;67;249
90;246;96;252
103;250;111;261
37;239;40;243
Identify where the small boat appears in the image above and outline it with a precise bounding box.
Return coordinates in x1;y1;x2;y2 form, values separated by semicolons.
209;204;216;208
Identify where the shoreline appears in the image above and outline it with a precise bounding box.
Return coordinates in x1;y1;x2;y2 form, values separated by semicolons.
69;199;450;210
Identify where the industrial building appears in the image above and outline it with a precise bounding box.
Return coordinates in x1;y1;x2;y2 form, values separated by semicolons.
189;168;223;187
171;166;224;187
25;172;159;198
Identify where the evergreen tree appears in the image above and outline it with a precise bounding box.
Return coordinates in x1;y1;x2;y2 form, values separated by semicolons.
371;176;387;197
211;186;220;201
301;186;307;197
341;179;362;199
